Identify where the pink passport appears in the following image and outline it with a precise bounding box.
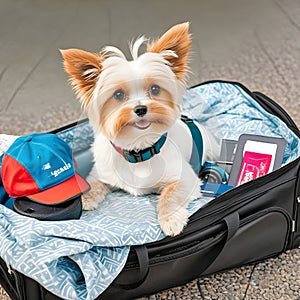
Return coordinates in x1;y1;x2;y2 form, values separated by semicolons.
236;151;272;186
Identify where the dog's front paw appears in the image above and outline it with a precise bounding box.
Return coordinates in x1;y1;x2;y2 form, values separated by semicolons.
158;207;188;237
82;193;102;210
81;181;109;211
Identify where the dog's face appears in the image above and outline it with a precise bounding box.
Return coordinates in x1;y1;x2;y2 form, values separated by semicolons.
61;23;191;150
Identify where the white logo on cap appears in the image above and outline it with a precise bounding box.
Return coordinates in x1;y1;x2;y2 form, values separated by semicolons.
50;163;72;177
42;162;51;170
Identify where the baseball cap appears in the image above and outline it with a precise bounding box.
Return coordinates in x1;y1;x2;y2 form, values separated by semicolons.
1;133;90;205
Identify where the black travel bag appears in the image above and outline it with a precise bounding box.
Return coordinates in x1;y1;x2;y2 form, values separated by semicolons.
1;80;300;300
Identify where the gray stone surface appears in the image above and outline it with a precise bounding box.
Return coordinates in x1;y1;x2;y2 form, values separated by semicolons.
0;0;300;299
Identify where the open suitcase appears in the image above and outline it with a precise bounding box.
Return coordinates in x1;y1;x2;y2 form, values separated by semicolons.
0;80;300;300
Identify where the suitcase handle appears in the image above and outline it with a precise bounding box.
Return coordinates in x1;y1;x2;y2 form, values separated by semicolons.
193;211;240;276
224;211;240;242
113;212;239;291
112;245;149;290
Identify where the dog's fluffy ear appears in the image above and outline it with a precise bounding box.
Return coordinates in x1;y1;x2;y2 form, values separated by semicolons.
147;22;191;81
60;49;104;108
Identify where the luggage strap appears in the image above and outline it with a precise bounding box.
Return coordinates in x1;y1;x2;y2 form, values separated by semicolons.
202;211;240;275
181;115;204;174
112;245;149;290
224;211;240;241
193;211;240;276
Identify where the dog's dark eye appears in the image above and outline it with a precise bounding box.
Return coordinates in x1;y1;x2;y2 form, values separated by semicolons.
149;85;160;96
113;89;126;101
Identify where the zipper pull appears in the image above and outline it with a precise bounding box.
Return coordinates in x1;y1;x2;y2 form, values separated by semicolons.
7;263;13;275
292;220;296;232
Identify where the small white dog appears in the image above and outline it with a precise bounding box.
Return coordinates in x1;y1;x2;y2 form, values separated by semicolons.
61;23;219;236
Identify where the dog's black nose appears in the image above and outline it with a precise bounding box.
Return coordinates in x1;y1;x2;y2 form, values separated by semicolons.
134;105;147;117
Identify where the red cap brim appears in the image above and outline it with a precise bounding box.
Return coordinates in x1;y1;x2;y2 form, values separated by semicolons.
27;173;90;205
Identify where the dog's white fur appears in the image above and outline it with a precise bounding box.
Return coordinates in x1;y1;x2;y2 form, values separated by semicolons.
61;23;219;236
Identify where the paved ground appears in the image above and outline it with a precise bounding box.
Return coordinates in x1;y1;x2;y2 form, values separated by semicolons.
0;0;300;299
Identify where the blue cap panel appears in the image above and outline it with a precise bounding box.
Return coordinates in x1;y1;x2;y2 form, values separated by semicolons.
5;133;75;191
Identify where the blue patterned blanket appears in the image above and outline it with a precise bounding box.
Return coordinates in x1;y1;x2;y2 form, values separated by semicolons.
0;82;299;300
